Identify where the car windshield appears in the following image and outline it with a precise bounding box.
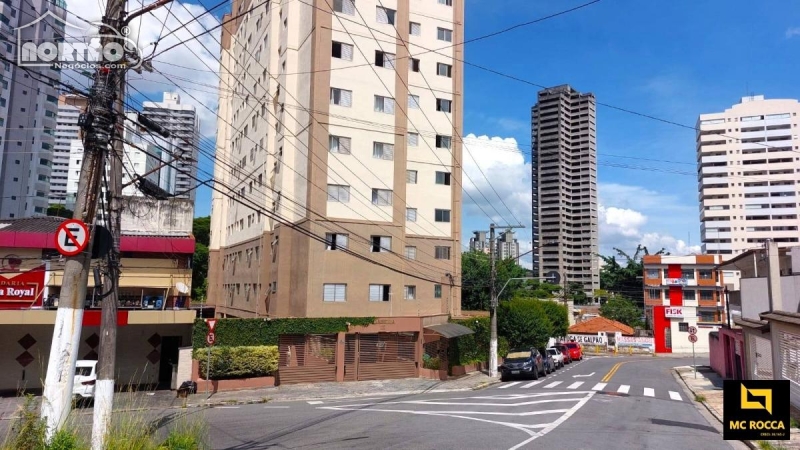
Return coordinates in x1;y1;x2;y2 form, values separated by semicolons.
505;351;530;361
547;349;559;355
75;366;92;376
566;343;578;348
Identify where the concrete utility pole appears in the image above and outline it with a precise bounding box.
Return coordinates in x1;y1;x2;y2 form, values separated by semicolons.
489;223;525;378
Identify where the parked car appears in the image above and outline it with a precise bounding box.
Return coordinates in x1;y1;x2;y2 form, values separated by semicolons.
539;347;555;374
73;360;98;401
554;344;572;364
500;348;545;381
547;347;565;369
565;342;583;361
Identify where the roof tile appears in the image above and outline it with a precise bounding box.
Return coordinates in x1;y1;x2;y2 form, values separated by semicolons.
568;316;634;336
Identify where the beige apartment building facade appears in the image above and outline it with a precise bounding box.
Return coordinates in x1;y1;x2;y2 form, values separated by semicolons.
698;95;800;257
208;0;464;319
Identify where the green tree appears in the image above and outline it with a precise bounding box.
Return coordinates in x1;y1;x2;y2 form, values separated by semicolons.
566;282;588;305
598;245;668;306
192;216;211;301
538;300;569;338
514;280;562;300
193;216;210;246
599;295;644;328
498;298;553;349
47;204;73;218
461;251;527;310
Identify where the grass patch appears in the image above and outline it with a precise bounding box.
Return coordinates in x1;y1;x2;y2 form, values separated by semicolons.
694;394;707;403
791;417;799;429
757;441;787;450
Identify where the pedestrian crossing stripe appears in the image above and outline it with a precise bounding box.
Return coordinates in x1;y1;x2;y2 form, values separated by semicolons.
543;381;562;388
591;383;606;391
643;388;655;397
567;382;583;389
521;380;543;388
669;391;682;401
494;380;685;401
617;385;630;394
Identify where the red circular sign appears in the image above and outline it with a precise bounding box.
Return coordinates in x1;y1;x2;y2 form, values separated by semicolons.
688;334;698;343
206;332;216;346
55;220;90;257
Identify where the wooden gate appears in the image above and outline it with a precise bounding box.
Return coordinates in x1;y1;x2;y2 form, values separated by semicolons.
278;334;337;384
343;332;417;381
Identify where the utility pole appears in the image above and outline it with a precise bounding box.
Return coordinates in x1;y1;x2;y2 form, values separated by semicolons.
489;223;525;378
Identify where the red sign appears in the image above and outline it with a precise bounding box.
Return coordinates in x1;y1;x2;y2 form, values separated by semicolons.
206;318;217;332
55;220;89;257
0;265;45;309
688;326;698;335
206;332;216;346
688;334;698;344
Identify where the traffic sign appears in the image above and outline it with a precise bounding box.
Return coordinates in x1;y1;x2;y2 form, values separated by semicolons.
206;332;216;346
55;219;89;257
688;334;698;344
688;326;698;335
206;318;217;332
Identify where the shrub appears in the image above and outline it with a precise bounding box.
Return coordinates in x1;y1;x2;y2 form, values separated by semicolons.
192;317;375;349
538;300;569;338
498;298;553;349
422;354;441;370
447;318;509;367
193;345;278;379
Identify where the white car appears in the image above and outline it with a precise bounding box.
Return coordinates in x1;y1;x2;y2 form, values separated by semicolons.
73;360;98;400
546;347;564;369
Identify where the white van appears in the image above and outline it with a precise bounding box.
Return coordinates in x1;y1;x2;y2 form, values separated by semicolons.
73;360;98;399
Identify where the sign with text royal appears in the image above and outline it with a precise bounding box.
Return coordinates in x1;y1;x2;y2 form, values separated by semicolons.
664;307;684;318
723;380;789;440
664;278;688;286
0;265;45;309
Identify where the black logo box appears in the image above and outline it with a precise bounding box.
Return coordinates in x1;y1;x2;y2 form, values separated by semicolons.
723;380;790;441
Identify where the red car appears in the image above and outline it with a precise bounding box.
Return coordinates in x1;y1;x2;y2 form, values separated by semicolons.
553;344;571;364
564;342;583;361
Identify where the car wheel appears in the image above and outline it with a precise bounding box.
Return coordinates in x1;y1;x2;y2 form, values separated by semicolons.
501;374;508;382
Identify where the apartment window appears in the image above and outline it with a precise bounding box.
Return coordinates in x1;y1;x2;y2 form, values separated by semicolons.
323;284;347;302
374;95;395;114
648;289;660;300
404;286;416;300
406;208;417;222
435;246;451;260
329;135;351;154
646;269;659;279
699;290;714;301
436;135;452;149
681;269;695;280
678;322;689;332
698;269;713;280
408;94;420;109
374;50;396;69
437;63;452;77
327;184;350;202
410;58;420;72
404;246;417;260
333;0;355;15
406;170;418;184
435;209;451;223
371;235;391;252
372;188;393;206
408;132;419;147
698;311;716;322
437;27;453;42
436;98;452;113
332;41;354;60
438;0;452;5
369;284;391;301
376;6;396;25
683;290;696;301
435;171;451;185
434;284;442;298
373;142;394;160
330;88;352;107
409;22;421;36
325;233;349;250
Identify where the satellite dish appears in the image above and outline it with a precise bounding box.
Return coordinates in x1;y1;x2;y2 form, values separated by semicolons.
176;282;190;294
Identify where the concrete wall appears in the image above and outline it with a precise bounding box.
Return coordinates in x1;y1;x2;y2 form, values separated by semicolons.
0;324;191;393
121;196;194;236
740;276;800;320
709;332;725;375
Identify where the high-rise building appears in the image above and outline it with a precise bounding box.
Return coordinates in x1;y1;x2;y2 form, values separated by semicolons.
140;93;199;200
469;231;490;254
469;230;519;260
531;85;599;296
53;95;87;209
208;0;463;319
0;0;67;218
698;95;800;256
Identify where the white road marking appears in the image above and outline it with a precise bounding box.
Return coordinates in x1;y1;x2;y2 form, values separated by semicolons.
573;372;595;378
307;400;323;405
508;392;596;450
643;388;655;397
543;381;562;388
617;385;630;394
498;381;521;389
669;391;682;401
567;382;584;389
263;406;290;409
521;380;543;388
591;383;607;391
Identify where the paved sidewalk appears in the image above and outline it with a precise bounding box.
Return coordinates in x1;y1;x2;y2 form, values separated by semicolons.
675;365;800;450
0;371;501;419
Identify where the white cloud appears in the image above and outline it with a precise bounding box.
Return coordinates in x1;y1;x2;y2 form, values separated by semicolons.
786;27;800;39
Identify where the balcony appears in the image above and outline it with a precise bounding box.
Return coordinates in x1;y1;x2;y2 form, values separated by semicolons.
701;166;728;175
704;242;733;251
700;155;728;164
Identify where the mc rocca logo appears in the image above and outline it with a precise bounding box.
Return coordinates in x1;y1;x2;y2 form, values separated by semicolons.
723;380;790;441
15;11;143;70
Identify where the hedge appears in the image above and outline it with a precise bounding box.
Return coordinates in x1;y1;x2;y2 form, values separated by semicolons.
192;317;375;350
193;345;278;380
447;317;509;368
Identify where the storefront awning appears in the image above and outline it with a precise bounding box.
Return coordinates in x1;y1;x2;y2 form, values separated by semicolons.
424;323;475;339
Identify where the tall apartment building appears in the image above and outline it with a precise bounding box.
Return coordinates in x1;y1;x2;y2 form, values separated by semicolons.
140;93;199;200
531;85;599;296
698;95;800;257
468;230;520;260
469;231;490;254
0;0;67;218
208;0;463;320
53;95;87;209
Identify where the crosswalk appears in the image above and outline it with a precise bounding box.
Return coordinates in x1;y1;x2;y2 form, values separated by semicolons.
493;380;683;402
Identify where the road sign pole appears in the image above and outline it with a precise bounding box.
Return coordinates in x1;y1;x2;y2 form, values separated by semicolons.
693;342;696;379
206;345;211;398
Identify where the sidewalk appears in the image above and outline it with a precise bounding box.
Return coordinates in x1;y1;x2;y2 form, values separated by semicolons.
675;365;800;450
0;371;501;419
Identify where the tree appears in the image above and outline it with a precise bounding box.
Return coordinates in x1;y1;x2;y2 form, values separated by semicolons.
538;300;569;338
513;280;561;300
498;298;553;349
566;282;588;305
599;296;644;328
461;251;527;310
47;204;73;218
598;245;668;306
193;216;210;246
192;216;211;301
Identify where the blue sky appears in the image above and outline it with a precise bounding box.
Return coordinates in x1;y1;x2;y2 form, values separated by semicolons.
180;0;800;259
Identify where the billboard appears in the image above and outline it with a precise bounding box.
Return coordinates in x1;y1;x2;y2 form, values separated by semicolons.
0;264;45;309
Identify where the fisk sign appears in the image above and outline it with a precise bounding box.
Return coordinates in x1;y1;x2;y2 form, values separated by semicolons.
664;307;684;318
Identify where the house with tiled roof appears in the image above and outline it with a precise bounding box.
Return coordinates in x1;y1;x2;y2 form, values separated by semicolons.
569;316;635;336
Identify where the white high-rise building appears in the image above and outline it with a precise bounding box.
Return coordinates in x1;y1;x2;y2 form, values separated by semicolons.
0;0;67;218
140;93;199;200
698;95;800;257
53;95;87;210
